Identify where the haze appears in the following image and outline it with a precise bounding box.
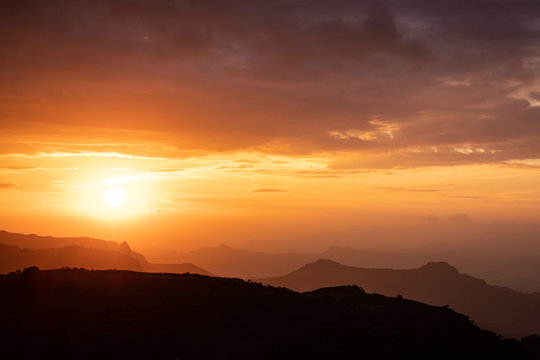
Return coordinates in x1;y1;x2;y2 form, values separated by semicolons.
1;0;540;258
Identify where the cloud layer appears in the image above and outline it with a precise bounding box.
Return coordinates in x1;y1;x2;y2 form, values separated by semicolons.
1;0;540;168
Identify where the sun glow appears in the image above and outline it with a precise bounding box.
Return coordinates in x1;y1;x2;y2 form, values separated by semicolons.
78;173;153;220
104;187;126;207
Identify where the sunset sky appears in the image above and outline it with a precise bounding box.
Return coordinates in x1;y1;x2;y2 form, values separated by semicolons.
1;0;540;253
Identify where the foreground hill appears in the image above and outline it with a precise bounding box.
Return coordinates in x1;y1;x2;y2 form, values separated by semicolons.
0;231;210;276
261;259;540;337
0;268;536;359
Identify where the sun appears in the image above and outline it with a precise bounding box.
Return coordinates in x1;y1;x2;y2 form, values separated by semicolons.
104;187;126;207
80;178;151;219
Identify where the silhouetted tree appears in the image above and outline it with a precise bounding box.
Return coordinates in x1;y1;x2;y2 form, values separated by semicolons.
22;266;39;274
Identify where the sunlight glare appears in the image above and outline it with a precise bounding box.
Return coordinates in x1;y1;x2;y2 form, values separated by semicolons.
104;187;126;207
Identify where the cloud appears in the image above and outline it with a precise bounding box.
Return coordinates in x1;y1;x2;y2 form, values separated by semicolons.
422;215;441;224
1;0;540;168
448;213;472;225
0;183;18;189
0;166;41;172
234;159;260;164
530;91;540;102
154;169;184;173
371;187;439;193
252;188;286;193
216;164;254;170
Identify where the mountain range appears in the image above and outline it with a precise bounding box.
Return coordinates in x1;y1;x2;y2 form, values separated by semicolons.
0;230;210;276
260;259;540;337
1;268;538;359
2;229;539;339
154;244;540;292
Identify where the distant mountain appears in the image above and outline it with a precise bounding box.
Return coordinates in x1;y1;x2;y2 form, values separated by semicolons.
0;268;536;359
321;246;540;293
155;244;540;292
0;231;210;276
0;243;145;272
261;259;540;337
0;230;149;267
319;245;430;268
147;263;211;276
167;244;314;278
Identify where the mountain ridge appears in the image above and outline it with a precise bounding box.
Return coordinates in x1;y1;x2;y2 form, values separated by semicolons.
148;243;540;292
0;231;210;276
260;259;540;337
0;268;536;359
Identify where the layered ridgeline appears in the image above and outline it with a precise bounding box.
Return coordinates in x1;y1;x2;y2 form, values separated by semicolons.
4;230;540;293
260;260;540;338
0;230;210;275
0;268;538;359
155;244;540;293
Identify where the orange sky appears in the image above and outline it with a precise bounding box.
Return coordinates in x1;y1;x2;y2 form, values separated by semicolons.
1;0;540;253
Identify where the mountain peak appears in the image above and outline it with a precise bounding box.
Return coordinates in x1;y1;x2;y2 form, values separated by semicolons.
295;259;345;273
310;258;343;267
419;261;459;274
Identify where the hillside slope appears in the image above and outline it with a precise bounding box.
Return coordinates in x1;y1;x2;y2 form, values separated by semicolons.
0;268;534;359
261;259;540;337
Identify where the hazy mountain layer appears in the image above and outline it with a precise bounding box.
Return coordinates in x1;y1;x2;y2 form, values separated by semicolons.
261;259;540;337
0;231;210;276
158;244;540;292
0;243;145;272
0;230;149;266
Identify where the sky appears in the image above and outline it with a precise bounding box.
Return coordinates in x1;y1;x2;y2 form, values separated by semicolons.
1;0;540;253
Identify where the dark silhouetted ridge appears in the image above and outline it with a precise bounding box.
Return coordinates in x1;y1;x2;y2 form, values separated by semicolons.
0;268;533;359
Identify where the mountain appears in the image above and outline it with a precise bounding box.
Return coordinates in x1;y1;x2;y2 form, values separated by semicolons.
147;263;211;275
319;245;430;268
0;268;535;359
11;229;536;292
260;259;540;337
150;244;540;292
163;244;314;278
321;246;540;293
0;231;210;276
0;230;149;267
0;243;145;272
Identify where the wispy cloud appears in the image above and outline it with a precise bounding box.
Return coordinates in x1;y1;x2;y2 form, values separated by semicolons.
370;187;439;193
234;159;260;164
31;152;166;160
252;188;286;193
